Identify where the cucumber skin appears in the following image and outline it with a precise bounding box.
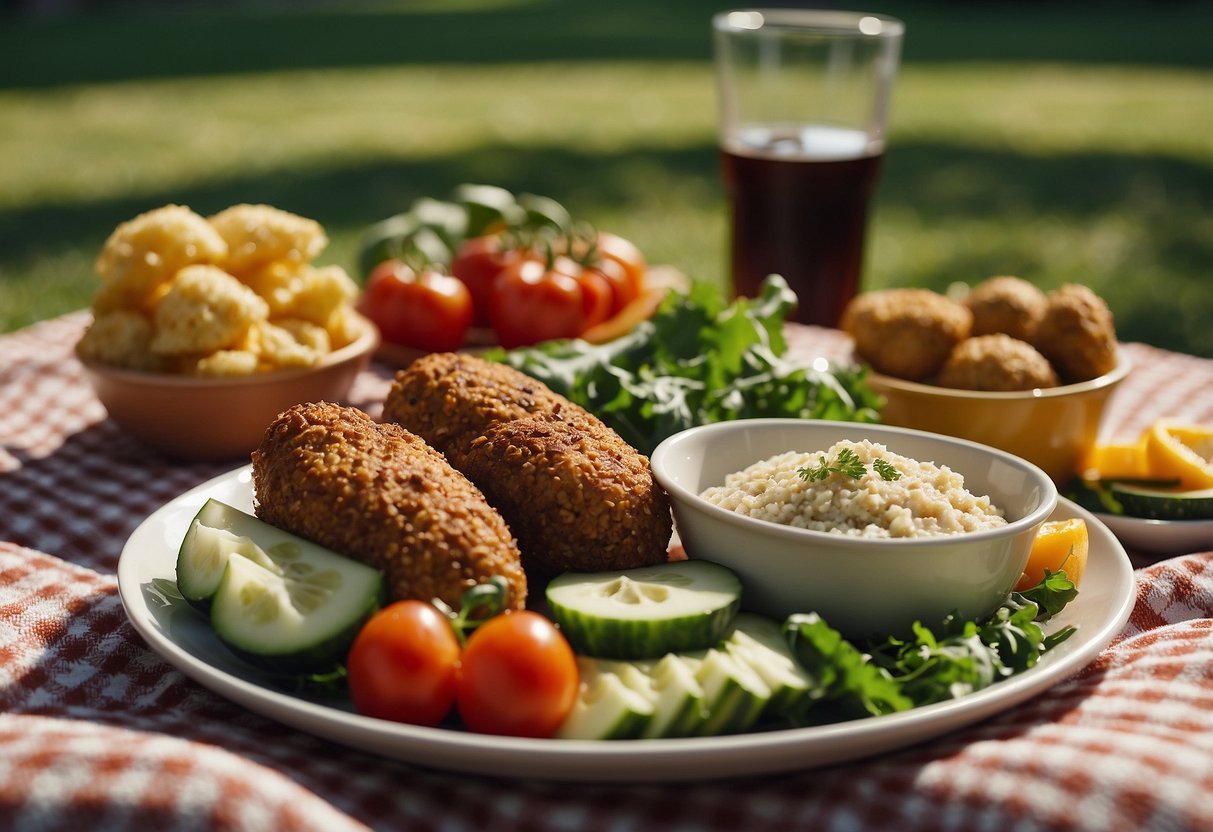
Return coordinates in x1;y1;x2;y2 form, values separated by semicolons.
549;601;740;661
1110;484;1213;520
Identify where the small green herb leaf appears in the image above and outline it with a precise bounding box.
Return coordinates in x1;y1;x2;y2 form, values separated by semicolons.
797;447;898;483
872;458;901;481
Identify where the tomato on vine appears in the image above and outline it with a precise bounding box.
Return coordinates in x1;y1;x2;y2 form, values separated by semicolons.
450;235;521;328
358;259;473;352
489;254;586;348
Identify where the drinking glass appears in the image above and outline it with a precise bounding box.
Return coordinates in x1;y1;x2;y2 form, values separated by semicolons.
714;9;904;327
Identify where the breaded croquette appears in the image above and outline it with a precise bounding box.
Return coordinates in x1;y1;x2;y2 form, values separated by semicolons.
251;402;527;612
1031;283;1119;383
841;288;972;381
936;333;1060;391
382;352;674;576
454;418;673;577
382;351;600;454
963;276;1047;342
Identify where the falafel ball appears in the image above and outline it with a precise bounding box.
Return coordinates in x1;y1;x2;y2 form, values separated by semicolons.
453;417;673;577
841;288;973;381
936;333;1060;391
1031;283;1119;383
251;401;527;612
382;351;599;455
963;275;1048;341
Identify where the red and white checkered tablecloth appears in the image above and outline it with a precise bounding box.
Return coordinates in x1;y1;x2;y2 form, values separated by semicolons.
3;312;1213;831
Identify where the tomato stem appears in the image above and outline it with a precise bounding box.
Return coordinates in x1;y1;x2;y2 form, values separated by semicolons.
434;576;512;646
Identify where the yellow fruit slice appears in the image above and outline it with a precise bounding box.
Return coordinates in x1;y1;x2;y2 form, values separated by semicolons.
1016;518;1088;591
1078;437;1148;480
1143;420;1213;491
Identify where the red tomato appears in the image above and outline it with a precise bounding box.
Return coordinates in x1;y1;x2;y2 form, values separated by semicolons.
358;260;473;352
489;255;585;349
450;235;520;327
455;611;579;738
586;256;637;317
576;265;613;333
595;231;646;309
347;601;462;726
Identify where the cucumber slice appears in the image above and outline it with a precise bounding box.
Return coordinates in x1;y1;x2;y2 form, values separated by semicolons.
724;613;811;720
681;648;771;736
211;548;383;675
545;561;741;660
610;655;707;740
557;658;654;740
1107;483;1213;520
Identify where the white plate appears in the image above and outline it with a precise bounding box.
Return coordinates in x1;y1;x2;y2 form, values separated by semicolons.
117;466;1135;783
1095;512;1213;557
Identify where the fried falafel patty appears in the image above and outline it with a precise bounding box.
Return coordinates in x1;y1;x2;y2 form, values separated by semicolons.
936;333;1060;391
842;288;973;381
1031;283;1119;383
251;401;527;611
454;417;673;576
964;275;1048;342
382;351;598;454
383;352;673;575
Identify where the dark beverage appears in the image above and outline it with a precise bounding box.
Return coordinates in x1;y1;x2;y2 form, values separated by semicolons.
721;125;884;328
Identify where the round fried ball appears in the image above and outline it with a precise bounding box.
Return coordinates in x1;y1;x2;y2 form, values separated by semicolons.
964;276;1048;342
1031;283;1118;383
936;334;1060;391
841;288;973;381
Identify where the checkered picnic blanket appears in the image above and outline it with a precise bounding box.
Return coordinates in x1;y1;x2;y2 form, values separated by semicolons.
2;312;1212;831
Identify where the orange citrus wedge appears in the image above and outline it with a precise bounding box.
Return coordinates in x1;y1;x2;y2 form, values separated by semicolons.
1078;437;1148;481
1017;518;1088;591
1143;419;1213;491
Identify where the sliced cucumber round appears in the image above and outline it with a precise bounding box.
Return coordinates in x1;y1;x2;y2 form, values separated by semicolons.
545;560;741;660
211;547;383;675
1108;483;1213;520
177;500;281;611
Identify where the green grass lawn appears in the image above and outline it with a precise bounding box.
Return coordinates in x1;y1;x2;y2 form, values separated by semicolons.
2;0;1211;355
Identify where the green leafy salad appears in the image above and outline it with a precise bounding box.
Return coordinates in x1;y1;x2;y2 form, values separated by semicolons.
488;274;882;456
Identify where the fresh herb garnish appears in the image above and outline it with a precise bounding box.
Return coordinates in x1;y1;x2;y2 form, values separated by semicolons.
797;447;901;483
487;275;882;456
780;569;1079;723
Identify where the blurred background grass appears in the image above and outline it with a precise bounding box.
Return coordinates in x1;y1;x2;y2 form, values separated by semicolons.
2;0;1211;354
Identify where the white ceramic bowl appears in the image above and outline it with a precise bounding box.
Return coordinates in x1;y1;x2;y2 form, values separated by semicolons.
650;419;1058;640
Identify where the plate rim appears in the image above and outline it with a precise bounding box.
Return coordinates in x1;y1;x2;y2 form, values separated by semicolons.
116;465;1136;782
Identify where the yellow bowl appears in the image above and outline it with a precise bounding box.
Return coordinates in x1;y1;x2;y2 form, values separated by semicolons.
79;312;379;462
865;350;1131;484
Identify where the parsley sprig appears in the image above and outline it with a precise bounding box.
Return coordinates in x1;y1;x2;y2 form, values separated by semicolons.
798;447;901;483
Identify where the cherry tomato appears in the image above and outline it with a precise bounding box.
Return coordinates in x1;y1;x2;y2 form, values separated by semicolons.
595;231;646;310
358;259;473;352
489;255;585;349
576;265;614;333
455;610;579;738
450;235;520;327
347;601;462;726
585;256;637;317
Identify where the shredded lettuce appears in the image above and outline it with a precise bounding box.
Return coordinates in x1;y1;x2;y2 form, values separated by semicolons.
488;275;882;456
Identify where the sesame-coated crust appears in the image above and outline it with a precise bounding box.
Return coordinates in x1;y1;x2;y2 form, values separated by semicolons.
251;401;527;611
453;418;673;577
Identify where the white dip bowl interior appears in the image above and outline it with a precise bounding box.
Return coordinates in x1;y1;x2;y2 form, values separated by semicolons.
650;419;1058;641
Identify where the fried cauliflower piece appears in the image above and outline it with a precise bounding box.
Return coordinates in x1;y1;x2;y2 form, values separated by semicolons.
963;275;1048;342
454;418;673;577
150;265;270;356
285;264;359;327
75;309;164;372
252;319;325;370
1031;283;1119;383
252;402;527;612
841;288;972;381
209;204;328;275
94;204;228;304
936;334;1060;391
382;351;600;455
383;352;672;576
273;318;331;353
184;349;261;377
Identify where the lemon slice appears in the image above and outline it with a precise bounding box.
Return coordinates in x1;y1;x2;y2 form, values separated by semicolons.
1016;518;1088;591
1144;420;1213;491
1079;437;1148;481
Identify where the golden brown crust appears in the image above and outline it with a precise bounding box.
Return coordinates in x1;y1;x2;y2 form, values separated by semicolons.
452;418;673;577
963;276;1048;342
936;334;1060;391
382;352;601;454
1031;284;1119;383
841;288;972;381
251;401;526;611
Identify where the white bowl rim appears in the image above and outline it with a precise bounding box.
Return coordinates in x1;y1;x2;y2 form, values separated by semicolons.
865;346;1131;400
651;418;1059;550
75;310;379;389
